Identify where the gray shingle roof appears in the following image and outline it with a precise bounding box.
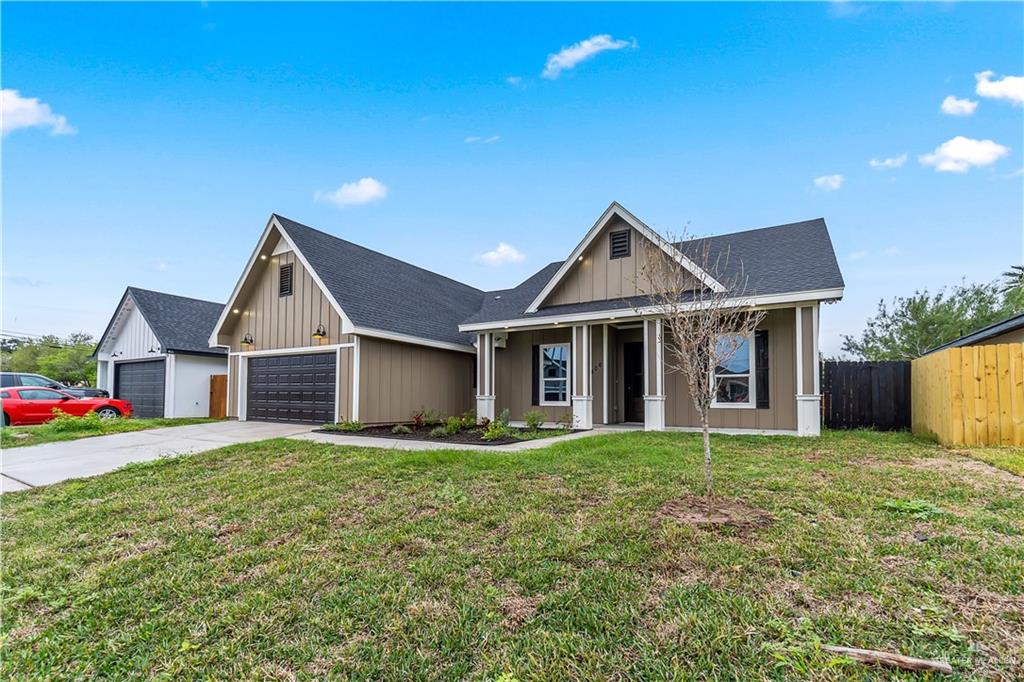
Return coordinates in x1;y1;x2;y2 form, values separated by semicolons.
461;218;844;326
95;287;227;356
925;311;1024;354
275;215;485;347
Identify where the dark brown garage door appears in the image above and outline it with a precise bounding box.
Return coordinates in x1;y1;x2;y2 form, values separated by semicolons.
246;353;336;424
115;359;166;419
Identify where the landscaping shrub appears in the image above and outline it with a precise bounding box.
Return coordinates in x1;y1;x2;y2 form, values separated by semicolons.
429;425;448;438
556;411;576;430
496;408;511;426
411;410;426;428
522;409;545;431
324;420;364;432
481;420;513;442
48;410;105;433
459;410;476;430
422;409;442;426
444;416;463;435
391;424;412;435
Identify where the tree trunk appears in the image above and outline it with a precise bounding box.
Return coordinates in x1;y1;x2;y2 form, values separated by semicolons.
701;418;713;497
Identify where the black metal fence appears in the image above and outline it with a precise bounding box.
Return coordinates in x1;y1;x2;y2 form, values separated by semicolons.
821;361;912;431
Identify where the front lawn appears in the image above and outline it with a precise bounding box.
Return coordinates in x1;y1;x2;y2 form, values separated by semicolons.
0;416;222;449
2;431;1021;679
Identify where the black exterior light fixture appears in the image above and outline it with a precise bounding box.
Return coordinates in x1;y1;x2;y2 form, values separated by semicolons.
241;333;255;348
147;345;160;354
312;323;327;342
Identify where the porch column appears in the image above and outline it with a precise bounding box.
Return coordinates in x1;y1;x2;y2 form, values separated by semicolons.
571;324;594;430
643;318;666;431
476;332;496;423
795;304;821;436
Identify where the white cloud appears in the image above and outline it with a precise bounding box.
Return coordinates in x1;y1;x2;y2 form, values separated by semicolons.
848;247;899;261
975;70;1024;105
506;76;522;86
475;242;525;266
154;262;171;272
848;250;869;261
541;34;635;80
919;136;1009;173
315;177;388;207
465;135;500;144
881;246;901;257
940;95;978;116
813;174;844;191
828;1;870;18
464;136;481;143
869;154;907;170
1;89;76;137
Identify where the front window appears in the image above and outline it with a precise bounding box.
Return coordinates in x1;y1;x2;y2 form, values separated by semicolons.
539;343;569;406
711;334;755;407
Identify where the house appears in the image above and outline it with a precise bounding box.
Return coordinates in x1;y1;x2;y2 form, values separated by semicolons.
210;203;844;436
912;311;1024;446
94;287;228;418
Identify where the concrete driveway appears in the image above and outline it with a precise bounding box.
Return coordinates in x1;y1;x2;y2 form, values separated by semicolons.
1;421;313;493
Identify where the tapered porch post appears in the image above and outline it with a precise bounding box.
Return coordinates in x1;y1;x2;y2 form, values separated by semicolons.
571;324;594;429
476;332;496;423
643;318;666;431
795;304;821;436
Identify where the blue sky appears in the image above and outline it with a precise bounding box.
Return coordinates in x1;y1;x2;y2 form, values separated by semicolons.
3;2;1022;355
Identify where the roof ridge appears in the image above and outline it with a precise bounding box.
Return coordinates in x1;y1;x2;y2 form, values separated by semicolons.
674;217;826;244
127;286;224;308
273;214;485;295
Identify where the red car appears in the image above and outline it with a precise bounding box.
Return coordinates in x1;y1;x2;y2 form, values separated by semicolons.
1;387;133;426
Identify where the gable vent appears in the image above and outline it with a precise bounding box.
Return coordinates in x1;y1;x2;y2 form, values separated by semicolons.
279;263;294;297
609;229;631;259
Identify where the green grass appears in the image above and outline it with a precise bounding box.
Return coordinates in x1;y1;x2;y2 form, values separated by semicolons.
0;417;222;449
958;445;1024;477
2;431;1022;679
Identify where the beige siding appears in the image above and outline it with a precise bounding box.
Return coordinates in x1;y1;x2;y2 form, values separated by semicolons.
218;231;349;352
800;306;815;395
665;308;798;430
591;325;605;424
227;355;240;418
545;216;698;307
357;337;473;424
337;347;354;422
495;327;574;423
978;328;1024;346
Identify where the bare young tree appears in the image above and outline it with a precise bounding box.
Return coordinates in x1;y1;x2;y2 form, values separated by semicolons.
635;232;765;497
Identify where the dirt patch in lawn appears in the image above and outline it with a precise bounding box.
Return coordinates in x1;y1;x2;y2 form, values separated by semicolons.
911;455;1024;489
655;494;773;529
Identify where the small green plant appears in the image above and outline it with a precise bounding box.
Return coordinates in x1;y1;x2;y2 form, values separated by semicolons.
556;411;576;430
496;408;511;426
482;420;513;442
429;425;449;438
444;416;463;435
48;410;105;433
422;409;442;426
324;419;364;432
882;499;944;519
522;409;545;431
391;424;412;435
459;410;476;430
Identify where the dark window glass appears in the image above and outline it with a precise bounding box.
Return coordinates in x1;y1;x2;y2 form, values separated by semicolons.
21;375;54;387
0;374;16;387
1;391;10;399
20;389;64;400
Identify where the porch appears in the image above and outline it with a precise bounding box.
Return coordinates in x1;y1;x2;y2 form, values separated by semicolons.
473;306;822;435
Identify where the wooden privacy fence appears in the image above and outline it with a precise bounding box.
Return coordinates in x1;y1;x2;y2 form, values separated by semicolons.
821;361;911;431
911;342;1024;446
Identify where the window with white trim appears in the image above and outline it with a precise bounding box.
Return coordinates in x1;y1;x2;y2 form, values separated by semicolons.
539;343;570;406
710;333;756;408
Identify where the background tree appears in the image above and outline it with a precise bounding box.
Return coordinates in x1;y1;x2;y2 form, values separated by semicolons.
0;333;98;384
1002;265;1024;293
637;234;765;497
842;281;1023;361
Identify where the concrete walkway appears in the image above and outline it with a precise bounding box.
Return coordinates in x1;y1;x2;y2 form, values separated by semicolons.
293;427;605;452
2;421;313;493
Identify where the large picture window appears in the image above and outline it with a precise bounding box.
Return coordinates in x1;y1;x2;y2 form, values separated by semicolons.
539;343;570;406
711;333;756;408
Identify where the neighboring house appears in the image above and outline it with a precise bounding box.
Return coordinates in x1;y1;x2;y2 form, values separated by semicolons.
210;202;844;436
926;312;1024;353
94;288;228;418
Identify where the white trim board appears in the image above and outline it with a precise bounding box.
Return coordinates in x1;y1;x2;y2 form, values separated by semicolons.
525;202;725;314
461;287;845;333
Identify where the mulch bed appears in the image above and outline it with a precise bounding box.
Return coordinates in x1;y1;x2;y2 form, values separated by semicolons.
314;424;552;446
656;494;774;529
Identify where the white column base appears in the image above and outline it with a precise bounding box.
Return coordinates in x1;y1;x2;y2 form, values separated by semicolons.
644;395;666;431
796;394;821;436
571;395;593;430
476;395;495;423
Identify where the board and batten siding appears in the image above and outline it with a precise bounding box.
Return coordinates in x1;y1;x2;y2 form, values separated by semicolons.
357;337;473;424
545;216;699;307
107;303;162;360
495;327;574;423
218;234;349;352
665;308;798;430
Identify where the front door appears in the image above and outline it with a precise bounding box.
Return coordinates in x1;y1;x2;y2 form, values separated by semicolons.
623;342;644;422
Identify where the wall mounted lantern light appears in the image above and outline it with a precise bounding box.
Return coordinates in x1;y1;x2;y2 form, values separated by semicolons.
312;323;327;341
241;333;255;348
